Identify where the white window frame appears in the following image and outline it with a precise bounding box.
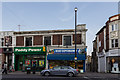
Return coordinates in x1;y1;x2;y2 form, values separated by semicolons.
99;41;101;47
43;35;52;46
62;35;72;47
115;24;118;31
115;39;118;47
112;24;114;31
24;36;33;47
51;35;63;46
111;39;118;48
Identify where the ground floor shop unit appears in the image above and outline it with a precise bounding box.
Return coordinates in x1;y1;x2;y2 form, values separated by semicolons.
14;47;47;71
98;49;120;73
106;56;120;73
47;54;86;72
2;48;13;70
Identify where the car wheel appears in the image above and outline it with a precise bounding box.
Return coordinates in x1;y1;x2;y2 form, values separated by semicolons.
67;72;74;77
44;72;50;76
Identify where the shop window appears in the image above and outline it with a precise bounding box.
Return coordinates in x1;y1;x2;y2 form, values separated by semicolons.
44;36;51;46
64;36;71;46
25;37;32;46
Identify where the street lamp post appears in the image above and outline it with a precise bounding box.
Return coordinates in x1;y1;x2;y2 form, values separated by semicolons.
74;7;77;69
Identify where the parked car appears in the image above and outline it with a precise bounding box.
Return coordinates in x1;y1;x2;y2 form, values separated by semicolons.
40;66;79;77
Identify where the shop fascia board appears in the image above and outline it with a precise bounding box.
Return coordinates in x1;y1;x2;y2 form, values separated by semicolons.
14;52;46;55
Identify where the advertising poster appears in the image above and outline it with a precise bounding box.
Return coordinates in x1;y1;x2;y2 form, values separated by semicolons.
25;60;30;67
39;60;44;67
32;60;37;67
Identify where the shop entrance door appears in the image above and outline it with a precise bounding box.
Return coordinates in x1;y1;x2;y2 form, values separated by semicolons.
18;55;23;71
15;55;19;71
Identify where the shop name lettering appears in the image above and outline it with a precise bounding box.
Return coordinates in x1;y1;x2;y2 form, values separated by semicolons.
55;50;77;53
15;49;42;52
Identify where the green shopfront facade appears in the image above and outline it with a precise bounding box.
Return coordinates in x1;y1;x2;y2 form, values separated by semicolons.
14;47;46;71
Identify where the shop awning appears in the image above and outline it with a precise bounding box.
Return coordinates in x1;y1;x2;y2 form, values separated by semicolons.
47;54;86;60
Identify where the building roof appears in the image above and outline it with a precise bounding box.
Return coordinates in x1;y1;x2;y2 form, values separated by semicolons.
96;26;106;35
14;29;75;34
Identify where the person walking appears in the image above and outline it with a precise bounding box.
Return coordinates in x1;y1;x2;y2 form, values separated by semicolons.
2;62;8;74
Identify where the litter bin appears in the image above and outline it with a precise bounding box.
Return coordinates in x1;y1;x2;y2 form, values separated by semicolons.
26;67;31;74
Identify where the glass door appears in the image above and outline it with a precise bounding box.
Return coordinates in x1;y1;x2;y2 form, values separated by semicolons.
18;55;23;70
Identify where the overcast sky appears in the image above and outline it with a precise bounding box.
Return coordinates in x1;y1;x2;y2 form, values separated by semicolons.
2;2;118;55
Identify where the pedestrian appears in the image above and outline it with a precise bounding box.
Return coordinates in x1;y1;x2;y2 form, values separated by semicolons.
33;61;36;74
2;62;8;74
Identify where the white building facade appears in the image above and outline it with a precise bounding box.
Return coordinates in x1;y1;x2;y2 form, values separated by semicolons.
96;14;120;73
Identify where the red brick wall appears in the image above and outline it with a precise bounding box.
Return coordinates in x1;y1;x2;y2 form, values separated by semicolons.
53;35;62;45
106;23;109;51
99;31;104;52
16;36;24;46
73;34;82;44
33;35;43;45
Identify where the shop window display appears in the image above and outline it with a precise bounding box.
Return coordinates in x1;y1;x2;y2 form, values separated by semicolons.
48;60;84;72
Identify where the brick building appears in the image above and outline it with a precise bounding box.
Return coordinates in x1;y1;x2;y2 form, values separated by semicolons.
95;14;120;73
91;38;98;72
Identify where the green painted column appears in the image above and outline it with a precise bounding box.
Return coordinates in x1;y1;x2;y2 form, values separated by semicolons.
23;55;25;64
45;54;46;69
14;55;16;70
23;55;25;71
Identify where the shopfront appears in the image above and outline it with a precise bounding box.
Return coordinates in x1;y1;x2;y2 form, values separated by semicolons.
0;48;3;70
106;56;120;73
3;48;13;70
14;47;46;71
47;49;86;72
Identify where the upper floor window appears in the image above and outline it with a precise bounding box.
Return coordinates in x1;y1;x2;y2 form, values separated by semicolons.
64;36;71;46
111;39;114;48
99;41;101;47
44;36;51;46
112;25;114;31
25;37;32;46
115;24;118;30
115;39;118;47
5;36;12;46
111;39;118;48
111;24;118;31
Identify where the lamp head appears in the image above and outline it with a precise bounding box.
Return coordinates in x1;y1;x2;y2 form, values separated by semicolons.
75;7;77;12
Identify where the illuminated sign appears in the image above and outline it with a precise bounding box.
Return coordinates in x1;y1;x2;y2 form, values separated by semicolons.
14;47;46;53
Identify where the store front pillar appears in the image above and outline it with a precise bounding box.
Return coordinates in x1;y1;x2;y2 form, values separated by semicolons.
83;60;85;72
12;53;14;68
46;54;48;69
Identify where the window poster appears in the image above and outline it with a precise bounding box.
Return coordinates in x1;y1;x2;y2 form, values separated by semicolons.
32;60;37;67
25;60;30;67
39;60;44;67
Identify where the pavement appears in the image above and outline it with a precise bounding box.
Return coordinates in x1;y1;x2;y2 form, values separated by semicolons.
1;71;120;80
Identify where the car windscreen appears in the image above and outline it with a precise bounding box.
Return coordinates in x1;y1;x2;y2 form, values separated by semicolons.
53;66;61;69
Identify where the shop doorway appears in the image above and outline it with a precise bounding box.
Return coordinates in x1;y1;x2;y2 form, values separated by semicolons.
15;55;46;71
15;55;19;71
